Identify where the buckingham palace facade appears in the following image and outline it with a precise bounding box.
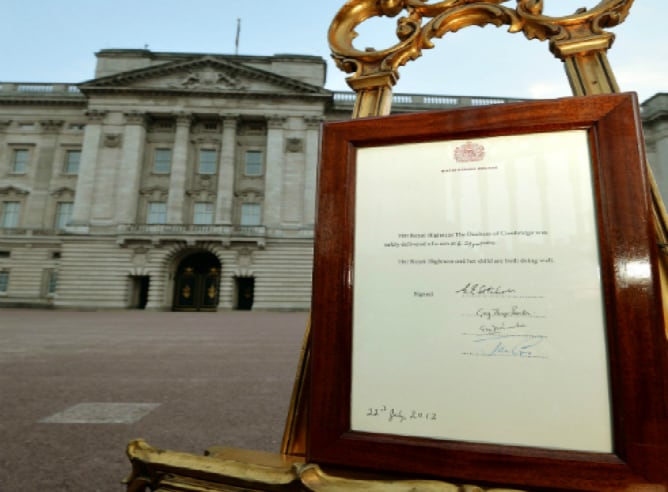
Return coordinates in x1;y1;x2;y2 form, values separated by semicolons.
1;49;666;311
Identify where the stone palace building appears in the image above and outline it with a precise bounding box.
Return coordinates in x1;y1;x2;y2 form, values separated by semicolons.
0;49;666;311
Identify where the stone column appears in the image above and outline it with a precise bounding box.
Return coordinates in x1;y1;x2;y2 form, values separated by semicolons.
303;117;322;227
71;110;106;228
166;113;192;224
262;116;286;228
116;111;147;225
282;134;305;225
215;115;238;225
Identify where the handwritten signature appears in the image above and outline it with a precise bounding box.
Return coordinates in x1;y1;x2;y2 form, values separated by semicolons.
463;334;547;359
455;282;516;296
475;305;538;320
478;322;527;334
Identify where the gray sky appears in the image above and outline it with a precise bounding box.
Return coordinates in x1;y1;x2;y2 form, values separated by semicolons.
1;1;664;102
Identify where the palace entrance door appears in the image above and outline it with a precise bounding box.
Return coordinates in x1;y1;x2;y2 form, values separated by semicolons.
172;252;221;312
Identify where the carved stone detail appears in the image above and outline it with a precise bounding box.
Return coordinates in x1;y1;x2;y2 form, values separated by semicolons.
285;138;304;153
267;116;287;130
39;120;65;132
174;112;193;128
103;133;122;148
175;67;246;90
139;187;168;201
304;116;323;130
0;185;30;197
124;111;147;126
85;110;107;123
50;187;75;198
221;114;240;129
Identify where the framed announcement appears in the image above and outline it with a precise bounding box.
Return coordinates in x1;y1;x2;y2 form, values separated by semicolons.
308;93;668;491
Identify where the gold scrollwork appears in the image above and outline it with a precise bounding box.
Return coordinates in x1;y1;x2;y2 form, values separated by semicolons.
329;0;634;114
207;285;217;300
182;284;192;299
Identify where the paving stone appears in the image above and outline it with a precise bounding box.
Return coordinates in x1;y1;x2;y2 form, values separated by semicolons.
40;402;160;424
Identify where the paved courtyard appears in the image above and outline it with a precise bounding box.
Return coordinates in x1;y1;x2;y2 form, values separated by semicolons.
0;308;309;491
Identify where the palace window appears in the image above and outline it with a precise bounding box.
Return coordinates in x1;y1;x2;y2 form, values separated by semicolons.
147;202;167;224
45;269;58;296
244;150;263;176
11;149;29;174
240;203;261;226
64;149;81;174
0;271;8;293
0;201;20;228
193;202;214;225
198;149;217;174
153;148;172;174
54;202;73;229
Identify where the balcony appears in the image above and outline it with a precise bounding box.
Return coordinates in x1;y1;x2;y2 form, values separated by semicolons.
118;224;265;235
331;91;525;113
0;227;62;237
0;83;85;104
115;223;270;247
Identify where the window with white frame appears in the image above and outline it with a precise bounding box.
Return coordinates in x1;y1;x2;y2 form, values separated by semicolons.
193;202;214;225
1;202;21;228
153;148;172;174
0;271;8;293
64;149;81;174
54;202;73;229
12;149;29;174
147;202;167;224
198;149;217;174
244;150;263;176
240;203;261;226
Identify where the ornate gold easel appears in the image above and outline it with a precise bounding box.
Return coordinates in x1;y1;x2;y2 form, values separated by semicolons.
125;1;667;490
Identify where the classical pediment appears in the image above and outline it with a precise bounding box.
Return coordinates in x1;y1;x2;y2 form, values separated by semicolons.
79;56;328;96
0;185;30;196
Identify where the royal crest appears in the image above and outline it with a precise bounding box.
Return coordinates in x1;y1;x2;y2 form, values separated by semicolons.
454;141;485;163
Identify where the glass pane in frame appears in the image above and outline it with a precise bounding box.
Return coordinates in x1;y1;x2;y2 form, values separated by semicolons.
351;130;611;452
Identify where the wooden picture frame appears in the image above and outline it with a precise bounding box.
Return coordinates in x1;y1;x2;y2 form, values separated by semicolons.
308;93;668;491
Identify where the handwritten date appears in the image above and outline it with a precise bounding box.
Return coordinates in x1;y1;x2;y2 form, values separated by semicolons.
366;405;437;423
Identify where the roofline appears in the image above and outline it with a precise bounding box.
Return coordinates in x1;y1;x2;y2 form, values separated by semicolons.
95;49;326;63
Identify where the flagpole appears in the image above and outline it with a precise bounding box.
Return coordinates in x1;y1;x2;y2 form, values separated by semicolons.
235;18;241;55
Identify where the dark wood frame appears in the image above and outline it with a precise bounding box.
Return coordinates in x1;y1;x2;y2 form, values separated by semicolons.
308;93;668;491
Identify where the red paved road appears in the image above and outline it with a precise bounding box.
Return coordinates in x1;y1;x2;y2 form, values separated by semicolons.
0;309;308;491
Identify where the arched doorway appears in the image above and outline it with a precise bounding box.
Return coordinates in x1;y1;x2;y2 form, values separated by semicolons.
172;251;221;312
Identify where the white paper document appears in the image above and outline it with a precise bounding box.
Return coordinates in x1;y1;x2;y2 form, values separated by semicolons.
351;130;613;452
